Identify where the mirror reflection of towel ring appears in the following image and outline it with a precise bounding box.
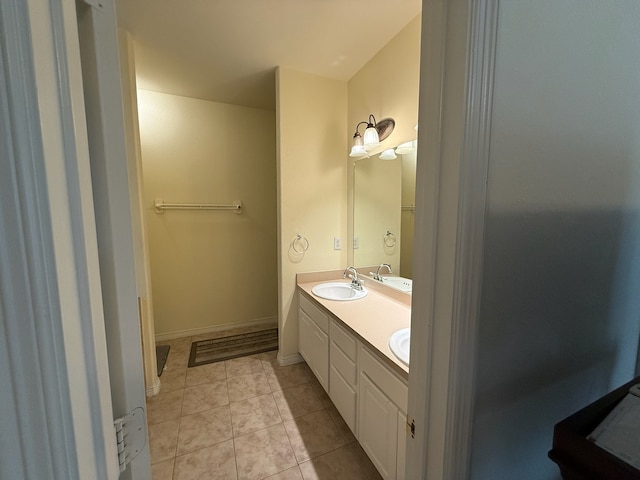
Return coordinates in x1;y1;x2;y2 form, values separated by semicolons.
383;230;396;248
292;234;309;254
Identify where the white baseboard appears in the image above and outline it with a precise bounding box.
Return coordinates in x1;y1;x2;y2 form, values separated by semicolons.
155;317;277;342
277;352;304;366
146;376;161;397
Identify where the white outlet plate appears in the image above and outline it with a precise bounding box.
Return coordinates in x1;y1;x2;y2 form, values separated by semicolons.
353;236;359;249
334;237;341;250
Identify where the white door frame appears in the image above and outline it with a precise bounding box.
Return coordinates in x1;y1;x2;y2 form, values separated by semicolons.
406;0;498;478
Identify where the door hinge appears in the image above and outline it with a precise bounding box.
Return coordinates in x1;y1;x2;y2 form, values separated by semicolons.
406;418;416;439
114;407;147;473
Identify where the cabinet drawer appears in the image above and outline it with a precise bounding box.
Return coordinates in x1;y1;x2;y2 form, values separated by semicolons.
299;293;329;333
360;345;408;411
330;319;357;361
330;341;357;385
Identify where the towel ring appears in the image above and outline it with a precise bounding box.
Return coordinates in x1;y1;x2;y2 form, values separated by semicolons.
383;230;397;248
292;234;309;254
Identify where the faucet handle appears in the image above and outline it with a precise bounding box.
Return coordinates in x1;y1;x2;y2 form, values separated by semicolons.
350;277;364;290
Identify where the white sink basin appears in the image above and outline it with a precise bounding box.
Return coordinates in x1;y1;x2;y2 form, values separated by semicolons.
311;282;368;301
389;328;410;366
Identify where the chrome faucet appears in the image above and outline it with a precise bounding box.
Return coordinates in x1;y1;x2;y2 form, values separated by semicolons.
373;263;392;281
343;266;363;290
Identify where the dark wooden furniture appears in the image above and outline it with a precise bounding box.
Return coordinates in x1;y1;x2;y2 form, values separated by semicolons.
549;376;640;480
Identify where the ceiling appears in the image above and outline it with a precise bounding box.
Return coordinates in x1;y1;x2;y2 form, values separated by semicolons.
116;0;422;110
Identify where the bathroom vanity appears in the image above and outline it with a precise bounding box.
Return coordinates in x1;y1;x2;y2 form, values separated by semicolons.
297;271;410;480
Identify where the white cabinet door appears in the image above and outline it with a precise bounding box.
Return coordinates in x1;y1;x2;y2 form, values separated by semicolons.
298;309;313;365
397;410;407;480
330;364;358;433
298;303;329;392
359;373;399;480
329;320;358;434
312;323;329;391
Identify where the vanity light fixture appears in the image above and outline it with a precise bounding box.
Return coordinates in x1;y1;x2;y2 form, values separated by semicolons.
349;114;395;158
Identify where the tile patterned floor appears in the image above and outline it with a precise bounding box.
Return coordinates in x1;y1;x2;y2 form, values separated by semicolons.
150;332;382;480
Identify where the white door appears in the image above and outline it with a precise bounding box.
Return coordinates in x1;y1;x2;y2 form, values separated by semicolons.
75;0;151;478
0;0;149;478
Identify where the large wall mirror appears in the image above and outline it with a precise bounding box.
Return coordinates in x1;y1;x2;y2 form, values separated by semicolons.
353;140;417;293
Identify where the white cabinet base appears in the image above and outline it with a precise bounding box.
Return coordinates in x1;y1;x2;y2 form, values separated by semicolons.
297;291;408;480
359;373;399;480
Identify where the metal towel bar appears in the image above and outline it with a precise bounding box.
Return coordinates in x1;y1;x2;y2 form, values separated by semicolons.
154;198;242;214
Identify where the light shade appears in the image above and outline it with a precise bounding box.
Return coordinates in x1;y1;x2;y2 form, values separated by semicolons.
349;132;368;158
363;124;380;150
349;145;368;158
395;141;415;155
379;148;397;160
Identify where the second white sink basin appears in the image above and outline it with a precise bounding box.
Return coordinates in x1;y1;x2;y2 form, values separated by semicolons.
311;282;368;301
380;276;413;293
389;328;410;366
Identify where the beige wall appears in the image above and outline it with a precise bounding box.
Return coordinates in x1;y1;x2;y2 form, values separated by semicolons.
137;90;277;338
347;15;421;267
347;15;421;152
276;67;348;362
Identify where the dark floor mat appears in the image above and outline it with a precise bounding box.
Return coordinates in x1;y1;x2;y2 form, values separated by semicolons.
188;328;278;367
156;344;170;376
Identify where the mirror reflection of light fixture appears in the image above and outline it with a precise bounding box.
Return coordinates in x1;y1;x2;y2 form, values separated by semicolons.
379;148;397;160
395;141;415;155
349;114;395;157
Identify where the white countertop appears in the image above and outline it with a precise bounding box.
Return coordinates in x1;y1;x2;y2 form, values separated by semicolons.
296;271;410;378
